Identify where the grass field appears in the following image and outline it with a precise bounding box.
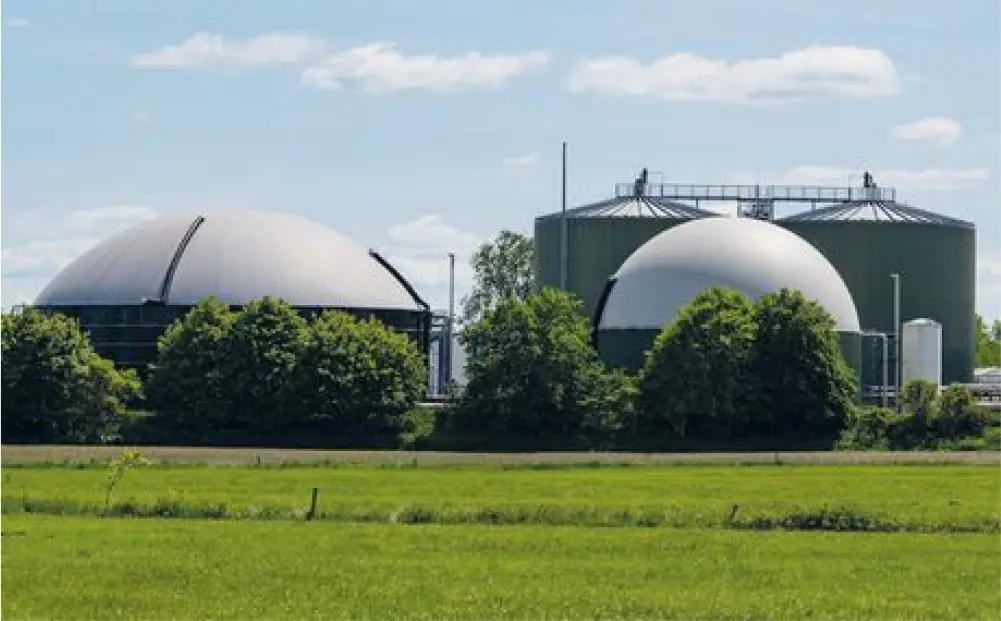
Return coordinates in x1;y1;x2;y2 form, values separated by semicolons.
4;460;1000;531
3;449;1000;619
3;515;999;620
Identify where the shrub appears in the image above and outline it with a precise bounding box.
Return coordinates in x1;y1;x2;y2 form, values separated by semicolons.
636;287;756;439
1;308;141;443
836;381;998;450
219;297;310;431
451;288;631;447
146;297;236;430
747;289;857;439
293;310;426;437
930;384;994;440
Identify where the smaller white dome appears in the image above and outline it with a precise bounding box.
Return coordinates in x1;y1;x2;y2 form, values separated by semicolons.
597;217;860;332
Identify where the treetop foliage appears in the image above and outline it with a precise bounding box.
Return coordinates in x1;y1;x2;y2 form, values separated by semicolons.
460;230;535;326
2;308;141;443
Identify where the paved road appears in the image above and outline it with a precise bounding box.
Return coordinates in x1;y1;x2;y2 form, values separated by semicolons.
1;445;998;465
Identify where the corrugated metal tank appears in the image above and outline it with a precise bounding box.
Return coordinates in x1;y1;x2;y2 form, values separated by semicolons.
779;201;976;384
534;194;717;319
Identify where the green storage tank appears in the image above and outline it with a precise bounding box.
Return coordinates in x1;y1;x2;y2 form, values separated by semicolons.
535;191;716;319
779;201;976;384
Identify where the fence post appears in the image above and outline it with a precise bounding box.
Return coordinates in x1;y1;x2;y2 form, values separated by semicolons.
306;487;319;521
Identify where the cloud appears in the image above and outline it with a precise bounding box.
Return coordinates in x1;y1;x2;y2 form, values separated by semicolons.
133;111;153;124
4;18;30;28
891;117;963;145
2;205;159;306
382;215;482;301
502;152;541;167
301;44;551;93
566;45;901;103
737;165;991;191
131;32;327;68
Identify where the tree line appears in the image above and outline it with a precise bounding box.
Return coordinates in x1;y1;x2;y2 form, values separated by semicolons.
2;229;997;450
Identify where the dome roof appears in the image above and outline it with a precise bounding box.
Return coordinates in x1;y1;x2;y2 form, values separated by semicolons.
596;216;860;332
34;209;427;311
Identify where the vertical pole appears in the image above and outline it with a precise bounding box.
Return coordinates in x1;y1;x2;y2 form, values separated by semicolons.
306;487;319;521
560;141;568;290
891;273;901;406
447;252;455;386
880;334;888;408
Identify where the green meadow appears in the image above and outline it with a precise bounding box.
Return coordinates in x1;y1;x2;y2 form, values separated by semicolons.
2;456;999;619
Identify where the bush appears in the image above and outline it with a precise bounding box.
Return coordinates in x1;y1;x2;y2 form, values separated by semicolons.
748;289;857;439
293;310;426;437
219;297;310;431
450;288;632;447
836;381;997;450
1;308;141;443
146;297;236;431
636;287;755;439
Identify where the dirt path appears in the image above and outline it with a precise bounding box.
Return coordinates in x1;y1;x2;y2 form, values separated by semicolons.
2;445;998;465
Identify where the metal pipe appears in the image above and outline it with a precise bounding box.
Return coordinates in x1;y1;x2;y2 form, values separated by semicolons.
560;141;568;289
891;273;901;406
861;330;889;407
881;333;889;408
447;252;455;386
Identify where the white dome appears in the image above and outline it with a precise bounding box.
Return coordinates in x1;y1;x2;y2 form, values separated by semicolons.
34;209;426;311
597;216;860;332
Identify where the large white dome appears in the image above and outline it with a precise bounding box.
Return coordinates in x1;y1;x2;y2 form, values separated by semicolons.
596;216;860;332
34;209;426;311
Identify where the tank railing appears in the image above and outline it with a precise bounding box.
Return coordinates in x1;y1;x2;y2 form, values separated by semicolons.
615;183;896;204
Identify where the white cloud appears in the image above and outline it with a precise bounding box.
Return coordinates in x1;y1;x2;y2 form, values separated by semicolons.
502;152;541;167
4;18;30;28
738;165;990;191
131;32;327;68
382;215;482;298
566;45;901;103
2;205;159;305
891;117;963;145
133;111;153;124
301;44;551;93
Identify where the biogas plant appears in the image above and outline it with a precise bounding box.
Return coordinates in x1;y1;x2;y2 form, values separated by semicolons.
535;170;977;402
30;169;979;403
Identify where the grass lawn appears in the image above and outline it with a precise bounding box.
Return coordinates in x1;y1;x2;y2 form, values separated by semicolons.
3;515;998;620
3;462;998;531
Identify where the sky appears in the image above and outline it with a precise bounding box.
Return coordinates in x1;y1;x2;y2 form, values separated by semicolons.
2;0;1000;319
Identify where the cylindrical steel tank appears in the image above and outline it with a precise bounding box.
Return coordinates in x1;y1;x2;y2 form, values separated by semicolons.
535;193;716;319
779;201;975;384
902;318;943;388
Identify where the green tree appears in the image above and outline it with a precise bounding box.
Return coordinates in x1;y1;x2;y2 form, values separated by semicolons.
293;311;426;437
146;297;236;430
460;230;535;326
748;289;857;439
975;314;1001;367
636;287;756;439
453;288;631;445
931;384;992;440
219;297;309;431
1;308;140;443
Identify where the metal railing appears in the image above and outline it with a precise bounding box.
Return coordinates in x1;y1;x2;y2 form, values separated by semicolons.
615;183;897;204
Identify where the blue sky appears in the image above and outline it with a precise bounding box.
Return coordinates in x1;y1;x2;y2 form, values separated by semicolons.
3;0;999;319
